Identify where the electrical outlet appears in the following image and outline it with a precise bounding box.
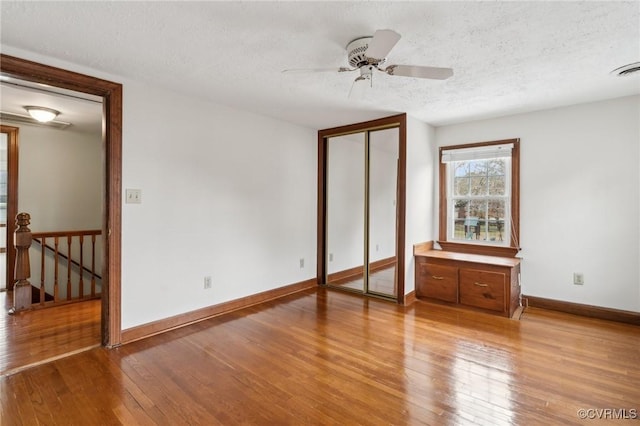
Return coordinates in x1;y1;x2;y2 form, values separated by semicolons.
573;272;584;285
204;276;212;289
329;253;333;262
376;244;379;252
299;258;304;268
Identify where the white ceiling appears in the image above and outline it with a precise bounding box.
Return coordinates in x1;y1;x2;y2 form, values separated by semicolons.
0;80;103;134
1;1;639;130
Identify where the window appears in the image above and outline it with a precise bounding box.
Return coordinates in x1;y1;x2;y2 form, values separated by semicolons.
439;139;520;257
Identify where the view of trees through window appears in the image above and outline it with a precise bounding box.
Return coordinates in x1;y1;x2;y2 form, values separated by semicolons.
450;158;509;244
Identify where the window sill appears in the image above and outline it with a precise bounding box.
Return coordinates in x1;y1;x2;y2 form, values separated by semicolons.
437;241;520;258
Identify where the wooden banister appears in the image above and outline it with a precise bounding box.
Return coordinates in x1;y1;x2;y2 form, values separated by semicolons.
29;228;102;306
10;212;32;314
8;213;102;310
31;229;102;280
31;230;101;238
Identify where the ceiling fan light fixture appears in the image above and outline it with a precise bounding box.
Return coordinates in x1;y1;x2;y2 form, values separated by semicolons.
24;106;60;123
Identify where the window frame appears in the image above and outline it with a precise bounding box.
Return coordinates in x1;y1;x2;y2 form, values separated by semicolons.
438;138;520;257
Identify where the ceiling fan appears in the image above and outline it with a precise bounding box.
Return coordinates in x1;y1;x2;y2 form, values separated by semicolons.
283;29;453;95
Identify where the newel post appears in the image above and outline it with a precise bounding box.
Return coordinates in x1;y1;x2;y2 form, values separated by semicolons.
10;212;32;314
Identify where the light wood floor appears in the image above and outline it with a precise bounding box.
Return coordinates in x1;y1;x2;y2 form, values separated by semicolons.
0;290;101;376
1;287;639;425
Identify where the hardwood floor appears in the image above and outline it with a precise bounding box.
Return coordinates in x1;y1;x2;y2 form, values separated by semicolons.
1;287;639;425
0;290;100;376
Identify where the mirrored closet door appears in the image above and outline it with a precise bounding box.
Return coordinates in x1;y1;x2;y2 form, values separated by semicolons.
326;132;366;292
320;117;402;301
367;128;399;298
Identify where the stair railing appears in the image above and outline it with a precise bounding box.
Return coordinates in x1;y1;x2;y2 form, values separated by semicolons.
31;229;102;306
9;212;102;313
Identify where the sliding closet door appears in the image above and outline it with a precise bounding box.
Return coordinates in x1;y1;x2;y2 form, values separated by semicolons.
367;128;399;298
325;133;366;293
318;113;406;302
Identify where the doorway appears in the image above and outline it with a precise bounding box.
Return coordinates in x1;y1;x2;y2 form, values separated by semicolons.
0;54;122;347
318;114;407;302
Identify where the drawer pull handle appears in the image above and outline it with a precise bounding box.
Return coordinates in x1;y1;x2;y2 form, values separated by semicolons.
474;282;489;287
432;276;444;280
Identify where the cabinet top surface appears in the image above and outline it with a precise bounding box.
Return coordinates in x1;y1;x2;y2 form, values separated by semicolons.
415;248;521;267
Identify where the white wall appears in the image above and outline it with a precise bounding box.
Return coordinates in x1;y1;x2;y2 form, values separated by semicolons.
1;47;318;330
10;123;102;231
435;96;640;312
405;115;437;295
121;82;317;328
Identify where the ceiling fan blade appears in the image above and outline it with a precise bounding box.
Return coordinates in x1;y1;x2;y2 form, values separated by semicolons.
366;29;401;60
384;65;453;80
282;67;354;73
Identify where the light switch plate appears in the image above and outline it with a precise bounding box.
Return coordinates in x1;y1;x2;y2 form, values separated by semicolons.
125;188;142;204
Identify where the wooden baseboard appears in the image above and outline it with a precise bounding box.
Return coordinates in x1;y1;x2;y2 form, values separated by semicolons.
121;278;317;344
403;290;417;306
523;295;640;326
327;256;396;285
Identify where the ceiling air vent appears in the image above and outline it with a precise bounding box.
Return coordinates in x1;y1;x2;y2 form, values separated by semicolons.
0;111;72;130
611;62;640;77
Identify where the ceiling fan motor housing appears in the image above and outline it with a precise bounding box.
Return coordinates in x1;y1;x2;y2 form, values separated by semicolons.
347;37;375;68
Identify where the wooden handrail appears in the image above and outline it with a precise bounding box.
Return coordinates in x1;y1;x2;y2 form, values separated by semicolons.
32;230;101;238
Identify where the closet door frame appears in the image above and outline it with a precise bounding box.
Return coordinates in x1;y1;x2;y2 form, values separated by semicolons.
317;114;406;303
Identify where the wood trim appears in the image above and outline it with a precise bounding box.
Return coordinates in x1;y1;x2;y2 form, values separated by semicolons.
371;256;396;272
437;241;520;258
403;290;417;306
413;241;434;255
510;140;520;249
327;256;396;285
1;125;19;291
104;81;123;348
327;265;364;285
524;295;640;326
396;114;406;303
317;131;326;286
121;278;317;344
32;230;101;238
438;146;447;244
438;138;520;258
317;113;406;303
0;54;123;347
318;114;407;140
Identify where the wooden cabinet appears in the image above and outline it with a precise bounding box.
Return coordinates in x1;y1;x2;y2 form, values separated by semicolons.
417;263;457;303
415;248;521;318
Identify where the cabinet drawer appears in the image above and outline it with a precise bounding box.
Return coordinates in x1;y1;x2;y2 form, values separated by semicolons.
459;269;505;312
417;263;458;303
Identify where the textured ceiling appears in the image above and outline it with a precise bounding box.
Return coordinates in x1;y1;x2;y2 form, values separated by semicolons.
1;1;639;130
